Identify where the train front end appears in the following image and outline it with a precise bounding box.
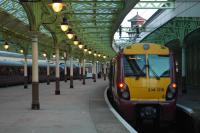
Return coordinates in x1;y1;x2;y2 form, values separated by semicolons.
114;43;177;123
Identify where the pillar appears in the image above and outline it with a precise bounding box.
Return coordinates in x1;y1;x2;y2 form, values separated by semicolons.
182;47;187;93
103;63;106;80
64;52;67;82
79;62;82;80
55;46;60;95
31;35;40;110
93;62;96;82
24;56;28;88
47;60;50;85
83;59;86;85
70;57;73;88
64;60;67;82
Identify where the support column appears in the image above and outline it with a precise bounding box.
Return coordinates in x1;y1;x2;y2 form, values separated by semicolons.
31;35;40;110
83;59;86;85
55;46;60;95
64;52;67;82
93;62;96;82
182;47;187;93
47;60;50;85
79;62;82;80
103;63;106;80
24;56;28;88
64;60;67;82
96;61;98;78
70;57;73;88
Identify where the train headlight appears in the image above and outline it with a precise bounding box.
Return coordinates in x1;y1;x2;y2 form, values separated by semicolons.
118;83;124;89
166;83;177;100
122;91;129;99
166;91;174;99
118;83;130;100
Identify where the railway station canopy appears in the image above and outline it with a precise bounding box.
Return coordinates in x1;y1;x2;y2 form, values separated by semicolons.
0;0;176;60
0;0;130;60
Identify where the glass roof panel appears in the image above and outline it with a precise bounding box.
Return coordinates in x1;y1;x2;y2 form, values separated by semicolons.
39;26;52;37
0;0;51;37
0;0;29;25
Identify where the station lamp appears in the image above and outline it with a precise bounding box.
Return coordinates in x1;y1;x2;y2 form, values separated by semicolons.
60;16;69;32
4;41;9;50
66;29;74;40
42;52;47;58
94;51;97;57
49;0;65;13
52;52;56;58
20;49;24;54
98;53;101;57
103;55;106;59
84;46;88;52
78;42;84;49
73;36;79;45
88;49;92;55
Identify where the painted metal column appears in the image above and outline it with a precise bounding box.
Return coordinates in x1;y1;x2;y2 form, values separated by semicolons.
55;46;60;95
70;57;73;88
31;35;40;110
47;60;50;85
96;61;98;78
64;52;67;82
24;55;28;88
93;62;96;82
182;48;186;77
79;61;82;80
64;60;67;82
182;47;187;93
103;63;106;80
83;59;86;85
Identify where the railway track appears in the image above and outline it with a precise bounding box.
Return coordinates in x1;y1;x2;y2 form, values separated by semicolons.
107;89;189;133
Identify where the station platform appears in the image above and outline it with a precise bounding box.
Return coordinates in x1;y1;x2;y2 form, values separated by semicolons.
177;88;200;133
0;79;128;133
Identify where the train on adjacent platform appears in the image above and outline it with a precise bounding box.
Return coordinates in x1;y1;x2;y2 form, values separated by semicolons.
109;43;178;125
0;51;93;87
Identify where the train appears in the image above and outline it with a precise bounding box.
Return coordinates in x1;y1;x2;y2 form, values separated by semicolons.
0;51;93;87
109;43;177;126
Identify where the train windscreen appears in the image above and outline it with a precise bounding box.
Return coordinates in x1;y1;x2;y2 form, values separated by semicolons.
123;55;146;77
148;54;170;77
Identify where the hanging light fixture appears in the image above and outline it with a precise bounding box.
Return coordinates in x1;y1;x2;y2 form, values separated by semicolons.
84;46;88;52
94;51;97;57
52;52;56;58
4;41;9;50
66;28;74;40
50;0;65;13
42;52;47;58
20;49;24;54
78;43;84;49
60;16;69;32
98;53;101;57
88;49;92;55
73;36;79;45
103;55;106;59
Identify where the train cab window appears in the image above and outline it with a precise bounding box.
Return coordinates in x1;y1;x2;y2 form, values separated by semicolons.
123;55;146;77
148;54;170;77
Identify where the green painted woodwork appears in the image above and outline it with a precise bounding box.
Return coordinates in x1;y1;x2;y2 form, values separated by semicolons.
141;17;200;46
134;0;175;9
0;0;139;61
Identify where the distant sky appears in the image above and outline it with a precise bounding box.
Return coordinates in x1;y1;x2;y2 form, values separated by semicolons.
114;9;158;39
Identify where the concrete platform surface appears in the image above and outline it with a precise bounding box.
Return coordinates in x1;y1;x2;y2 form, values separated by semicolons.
0;79;128;133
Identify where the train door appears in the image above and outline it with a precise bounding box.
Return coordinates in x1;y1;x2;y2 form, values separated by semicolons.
123;54;148;101
147;54;171;101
